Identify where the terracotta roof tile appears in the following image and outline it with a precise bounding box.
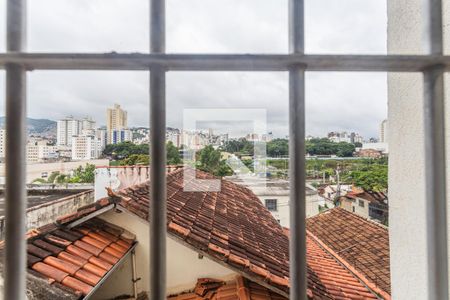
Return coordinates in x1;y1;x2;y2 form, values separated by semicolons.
61;276;93;296
307;208;390;296
110;168;384;299
24;218;136;298
168;276;285;300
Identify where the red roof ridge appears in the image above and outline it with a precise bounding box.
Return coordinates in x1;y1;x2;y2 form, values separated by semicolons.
306;229;391;299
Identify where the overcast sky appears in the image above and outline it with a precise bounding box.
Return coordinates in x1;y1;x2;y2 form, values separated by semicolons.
0;0;387;139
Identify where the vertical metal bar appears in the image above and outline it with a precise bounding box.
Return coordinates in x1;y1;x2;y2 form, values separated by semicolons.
150;0;166;299
422;0;448;299
289;0;306;299
5;0;27;299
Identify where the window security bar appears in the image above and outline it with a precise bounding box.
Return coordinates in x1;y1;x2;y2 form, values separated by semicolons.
1;54;450;71
2;0;447;300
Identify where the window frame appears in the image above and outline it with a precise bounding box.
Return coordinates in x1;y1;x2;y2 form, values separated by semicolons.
265;198;278;212
1;0;448;299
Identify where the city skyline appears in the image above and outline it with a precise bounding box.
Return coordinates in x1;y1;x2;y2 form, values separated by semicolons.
0;0;387;139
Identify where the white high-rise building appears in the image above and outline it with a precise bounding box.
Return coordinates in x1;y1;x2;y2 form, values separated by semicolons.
96;128;108;152
379;119;388;143
57;116;97;147
26;140;58;162
71;135;101;160
111;129;132;144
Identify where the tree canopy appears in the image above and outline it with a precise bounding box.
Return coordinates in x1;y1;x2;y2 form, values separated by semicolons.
32;163;96;184
197;145;233;177
343;164;388;192
306;138;355;157
103;142;148;159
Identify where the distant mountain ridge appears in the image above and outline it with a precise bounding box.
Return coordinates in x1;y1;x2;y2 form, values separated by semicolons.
0;117;57;138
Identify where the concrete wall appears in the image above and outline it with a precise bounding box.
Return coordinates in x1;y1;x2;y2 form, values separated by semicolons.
93;209;235;299
261;194;319;227
0;159;109;184
94;166;150;200
0;190;94;240
388;0;450;298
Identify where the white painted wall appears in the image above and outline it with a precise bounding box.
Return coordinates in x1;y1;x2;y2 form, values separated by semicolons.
388;0;450;298
93;209;235;299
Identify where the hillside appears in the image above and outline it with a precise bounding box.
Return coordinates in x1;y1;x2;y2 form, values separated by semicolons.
0;117;57;138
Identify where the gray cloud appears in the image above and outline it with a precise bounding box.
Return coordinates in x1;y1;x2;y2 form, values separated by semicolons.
0;0;387;139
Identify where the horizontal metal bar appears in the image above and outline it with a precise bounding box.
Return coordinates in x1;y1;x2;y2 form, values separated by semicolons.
1;53;450;72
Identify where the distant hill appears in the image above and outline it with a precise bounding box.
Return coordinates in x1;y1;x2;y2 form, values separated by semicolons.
0;117;57;138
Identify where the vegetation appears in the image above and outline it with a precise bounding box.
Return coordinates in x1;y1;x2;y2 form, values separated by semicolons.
119;154;150;166
32;163;95;184
306;138;355;157
166;141;182;165
103;142;148;159
220;138;254;156
197;145;233;177
106;141;182;166
221;137;356;158
343;163;388;192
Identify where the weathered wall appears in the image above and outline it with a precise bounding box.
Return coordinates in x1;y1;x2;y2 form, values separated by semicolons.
0;190;94;240
93;209;235;299
388;0;450;298
0;159;109;184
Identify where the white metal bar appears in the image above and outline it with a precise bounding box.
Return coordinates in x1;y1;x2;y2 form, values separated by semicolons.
1;53;450;72
4;0;27;299
289;0;307;299
423;0;448;299
149;0;166;299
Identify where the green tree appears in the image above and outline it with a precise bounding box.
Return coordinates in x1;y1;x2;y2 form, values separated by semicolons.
167;141;182;165
344;164;388;192
103;142;149;159
267;139;289;157
120;154;150;166
32;163;96;184
198;145;233;177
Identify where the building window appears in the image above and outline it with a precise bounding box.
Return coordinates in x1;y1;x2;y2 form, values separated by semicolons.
359;200;365;207
352;207;356;213
265;199;278;212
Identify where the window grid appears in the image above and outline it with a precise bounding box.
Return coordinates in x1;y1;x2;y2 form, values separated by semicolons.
1;0;448;300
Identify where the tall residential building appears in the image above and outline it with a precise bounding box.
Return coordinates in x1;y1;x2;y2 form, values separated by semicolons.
57;116;97;147
106;104;128;144
26;140;58;162
71;135;101;160
57;117;94;146
57;117;81;146
111;129;132;144
379;119;388;143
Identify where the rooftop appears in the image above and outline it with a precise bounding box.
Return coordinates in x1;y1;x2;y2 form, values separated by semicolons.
3;217;136;298
0;189;88;217
307;208;390;296
22;168;389;299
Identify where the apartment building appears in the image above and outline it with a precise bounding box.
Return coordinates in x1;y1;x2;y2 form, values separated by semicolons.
71;135;101;160
26;140;58;162
379;119;388;143
111;128;132;144
57;116;96;147
106;104;128;144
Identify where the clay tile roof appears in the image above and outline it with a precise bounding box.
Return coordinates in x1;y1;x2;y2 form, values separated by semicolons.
111;168;384;299
307;208;390;297
168;276;286;300
24;217;136;298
